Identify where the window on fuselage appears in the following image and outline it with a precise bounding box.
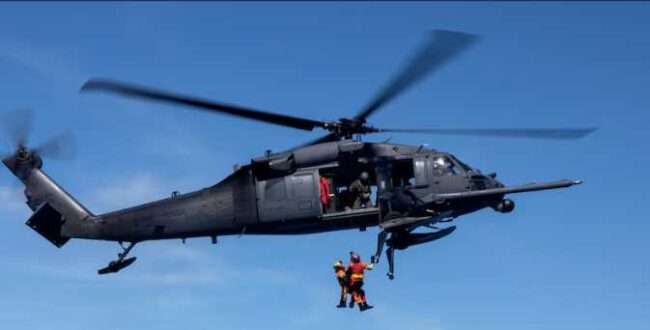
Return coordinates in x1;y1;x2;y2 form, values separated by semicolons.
449;155;473;173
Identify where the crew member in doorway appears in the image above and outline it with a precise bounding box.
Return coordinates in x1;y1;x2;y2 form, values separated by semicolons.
320;176;331;213
333;260;351;308
349;171;371;209
347;252;374;312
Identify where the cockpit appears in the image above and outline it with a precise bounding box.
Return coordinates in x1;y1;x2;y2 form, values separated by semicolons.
432;155;457;176
436;154;475;175
430;154;474;176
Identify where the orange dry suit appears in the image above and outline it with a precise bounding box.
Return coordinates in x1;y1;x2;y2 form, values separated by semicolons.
347;261;373;304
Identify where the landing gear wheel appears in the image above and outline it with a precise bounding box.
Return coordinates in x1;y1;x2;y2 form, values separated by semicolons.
98;242;137;275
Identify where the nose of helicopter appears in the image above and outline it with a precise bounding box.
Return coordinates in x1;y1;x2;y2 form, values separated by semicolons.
468;171;502;191
471;174;516;213
488;175;504;189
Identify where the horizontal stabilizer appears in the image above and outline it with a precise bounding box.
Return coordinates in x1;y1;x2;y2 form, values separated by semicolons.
26;203;70;248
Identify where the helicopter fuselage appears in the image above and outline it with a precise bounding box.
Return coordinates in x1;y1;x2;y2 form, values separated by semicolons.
4;138;579;250
75;140;503;242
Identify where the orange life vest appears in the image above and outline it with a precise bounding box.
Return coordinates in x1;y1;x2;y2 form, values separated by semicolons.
348;261;369;282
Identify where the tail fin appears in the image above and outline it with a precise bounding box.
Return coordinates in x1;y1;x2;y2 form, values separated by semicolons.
3;152;94;247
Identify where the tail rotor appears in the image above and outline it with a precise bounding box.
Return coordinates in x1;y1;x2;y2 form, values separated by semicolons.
1;109;75;162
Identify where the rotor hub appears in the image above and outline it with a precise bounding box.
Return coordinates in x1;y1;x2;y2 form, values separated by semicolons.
16;145;30;161
322;118;379;139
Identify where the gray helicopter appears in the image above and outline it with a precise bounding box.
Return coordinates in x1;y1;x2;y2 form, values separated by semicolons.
1;30;594;279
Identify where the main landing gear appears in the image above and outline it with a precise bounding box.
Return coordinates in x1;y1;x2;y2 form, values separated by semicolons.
98;241;137;275
371;230;396;280
371;225;457;280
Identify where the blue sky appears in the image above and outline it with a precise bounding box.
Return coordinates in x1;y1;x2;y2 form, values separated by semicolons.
0;2;649;330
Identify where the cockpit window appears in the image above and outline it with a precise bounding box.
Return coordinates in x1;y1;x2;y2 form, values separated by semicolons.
449;155;473;172
432;156;458;176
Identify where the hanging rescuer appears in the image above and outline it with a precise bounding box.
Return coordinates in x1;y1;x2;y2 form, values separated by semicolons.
334;260;352;308
348;252;374;311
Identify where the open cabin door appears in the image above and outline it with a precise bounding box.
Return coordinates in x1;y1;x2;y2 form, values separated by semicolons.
377;156;432;220
318;163;381;229
256;170;321;222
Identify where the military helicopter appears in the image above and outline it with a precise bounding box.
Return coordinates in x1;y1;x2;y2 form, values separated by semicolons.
2;30;595;279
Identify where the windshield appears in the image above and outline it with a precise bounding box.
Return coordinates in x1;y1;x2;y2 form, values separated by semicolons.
448;155;473;173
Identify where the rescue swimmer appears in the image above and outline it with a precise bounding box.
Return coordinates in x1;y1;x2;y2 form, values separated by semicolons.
333;260;352;308
348;252;374;311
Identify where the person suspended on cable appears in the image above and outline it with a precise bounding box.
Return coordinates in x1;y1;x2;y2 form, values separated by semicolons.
347;251;374;311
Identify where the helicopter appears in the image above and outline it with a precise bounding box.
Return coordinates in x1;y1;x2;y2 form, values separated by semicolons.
1;30;595;279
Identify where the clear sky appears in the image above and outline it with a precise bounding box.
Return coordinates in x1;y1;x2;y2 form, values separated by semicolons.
0;2;648;330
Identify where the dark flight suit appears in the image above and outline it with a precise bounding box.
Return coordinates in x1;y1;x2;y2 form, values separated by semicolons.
349;179;371;209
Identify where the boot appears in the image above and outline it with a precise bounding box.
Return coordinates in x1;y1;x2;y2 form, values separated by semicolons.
359;302;374;312
348;298;355;308
336;299;346;308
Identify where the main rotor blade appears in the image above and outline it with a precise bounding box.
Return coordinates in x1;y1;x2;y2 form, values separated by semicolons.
354;30;479;121
375;128;597;140
81;79;327;131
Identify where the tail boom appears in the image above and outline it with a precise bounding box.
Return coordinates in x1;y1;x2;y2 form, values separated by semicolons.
3;154;98;246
